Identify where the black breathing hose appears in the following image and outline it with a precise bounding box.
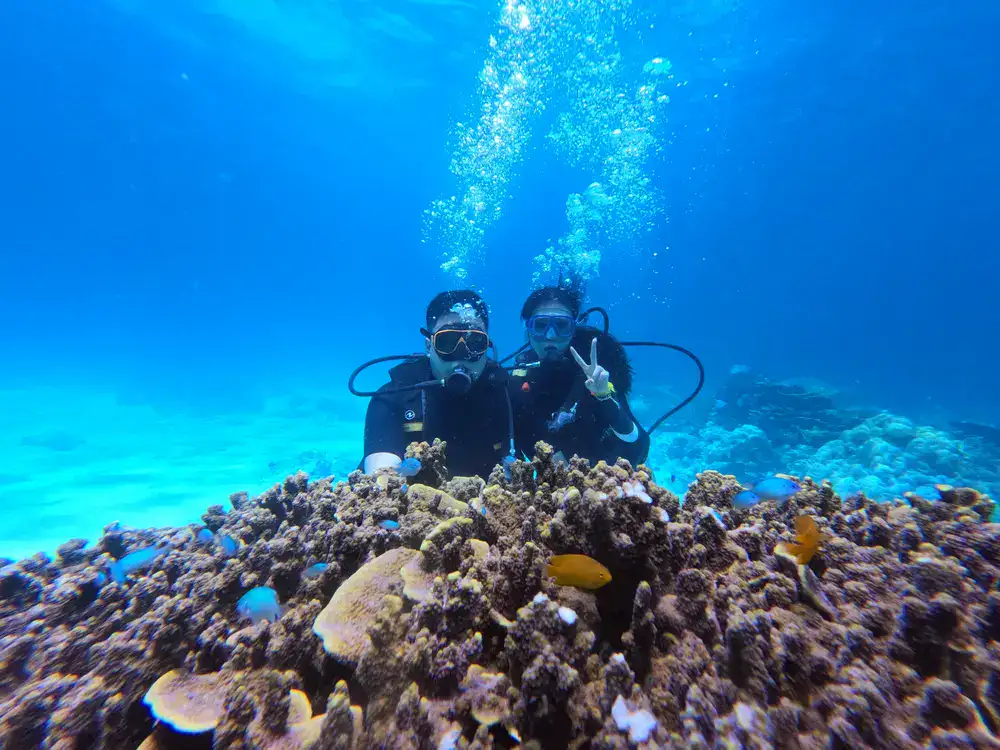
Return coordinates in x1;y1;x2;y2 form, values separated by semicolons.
497;343;529;367
619;341;706;435
347;354;439;397
577;306;610;334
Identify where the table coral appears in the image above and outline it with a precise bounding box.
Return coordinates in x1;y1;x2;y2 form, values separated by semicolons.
2;440;1000;749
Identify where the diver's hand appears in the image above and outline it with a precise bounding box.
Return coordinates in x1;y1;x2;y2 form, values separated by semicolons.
570;338;612;398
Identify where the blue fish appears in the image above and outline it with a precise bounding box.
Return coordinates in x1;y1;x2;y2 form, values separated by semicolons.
753;477;802;500
108;545;170;585
400;483;408;494
733;490;762;509
378;519;400;530
236;586;284;625
196;529;215;544
397;458;422;478
302;563;329;579
218;534;239;556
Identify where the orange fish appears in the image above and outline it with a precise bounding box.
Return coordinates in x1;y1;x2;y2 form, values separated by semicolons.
776;515;825;565
546;554;612;590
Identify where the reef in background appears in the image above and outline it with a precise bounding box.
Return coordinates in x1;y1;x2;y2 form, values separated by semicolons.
2;439;1000;748
647;366;1000;505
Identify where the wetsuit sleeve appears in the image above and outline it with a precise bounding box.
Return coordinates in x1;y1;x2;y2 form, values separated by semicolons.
362;387;406;462
594;392;650;466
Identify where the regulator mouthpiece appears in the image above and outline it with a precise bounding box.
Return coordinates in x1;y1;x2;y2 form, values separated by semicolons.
445;367;473;395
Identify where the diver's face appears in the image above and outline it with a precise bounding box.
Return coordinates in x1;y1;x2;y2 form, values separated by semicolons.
526;301;575;361
426;313;489;383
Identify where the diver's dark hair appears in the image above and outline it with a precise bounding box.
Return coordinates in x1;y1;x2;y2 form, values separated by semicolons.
520;285;583;321
426;289;490;330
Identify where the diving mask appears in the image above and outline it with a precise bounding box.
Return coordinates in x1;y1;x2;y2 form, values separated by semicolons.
527;314;576;339
423;327;490;361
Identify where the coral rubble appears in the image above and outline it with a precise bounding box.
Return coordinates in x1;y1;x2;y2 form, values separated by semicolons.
2;441;1000;748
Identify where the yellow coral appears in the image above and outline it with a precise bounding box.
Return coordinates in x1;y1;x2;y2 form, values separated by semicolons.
400;552;435;603
288;689;312;726
142;670;226;733
460;665;511;727
313;547;420;664
142;673;327;748
405;484;470;514
467;538;490;562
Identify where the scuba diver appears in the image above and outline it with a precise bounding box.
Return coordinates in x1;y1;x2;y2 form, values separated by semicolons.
507;285;651;467
359;290;513;478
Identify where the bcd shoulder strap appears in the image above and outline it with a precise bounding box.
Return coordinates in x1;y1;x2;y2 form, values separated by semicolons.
399;387;425;433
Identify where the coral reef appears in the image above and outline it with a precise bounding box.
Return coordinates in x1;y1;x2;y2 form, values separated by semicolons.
649;366;1000;504
2;441;1000;749
713;366;867;449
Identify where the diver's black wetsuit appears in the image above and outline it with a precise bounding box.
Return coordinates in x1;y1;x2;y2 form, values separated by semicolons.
362;357;511;479
508;326;650;466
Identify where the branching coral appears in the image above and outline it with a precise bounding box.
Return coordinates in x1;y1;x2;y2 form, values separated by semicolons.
2;440;999;749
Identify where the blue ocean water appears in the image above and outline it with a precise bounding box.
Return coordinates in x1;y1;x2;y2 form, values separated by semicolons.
1;0;997;560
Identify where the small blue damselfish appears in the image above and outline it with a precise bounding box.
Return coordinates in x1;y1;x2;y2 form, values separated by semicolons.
733;476;802;510
733;490;761;509
302;563;329;579
754;477;802;500
397;458;422;477
195;528;215;544
109;545;171;585
218;534;239;556
236;586;284;625
378;519;400;530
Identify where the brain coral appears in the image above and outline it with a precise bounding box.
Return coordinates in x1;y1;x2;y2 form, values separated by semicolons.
312;546;420;666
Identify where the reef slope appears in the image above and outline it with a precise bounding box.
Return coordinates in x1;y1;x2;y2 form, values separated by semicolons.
2;439;1000;749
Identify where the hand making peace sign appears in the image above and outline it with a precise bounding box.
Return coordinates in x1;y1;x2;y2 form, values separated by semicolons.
570;337;613;398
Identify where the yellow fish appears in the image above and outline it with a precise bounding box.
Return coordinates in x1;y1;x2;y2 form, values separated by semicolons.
546;554;612;590
776;515;826;565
